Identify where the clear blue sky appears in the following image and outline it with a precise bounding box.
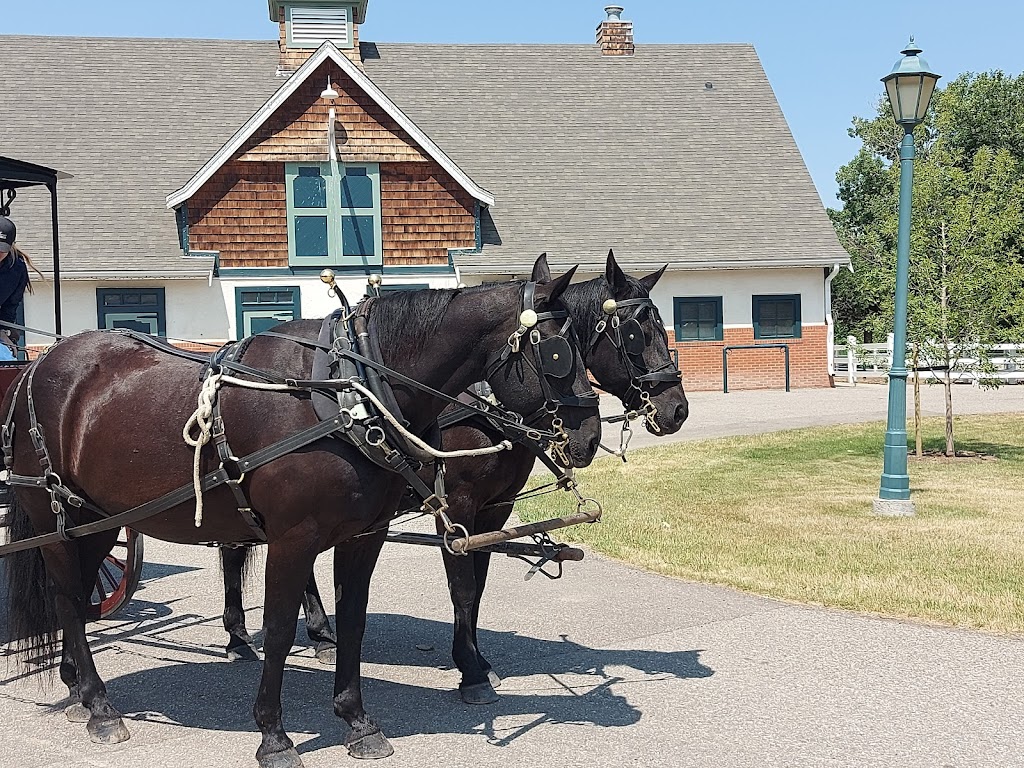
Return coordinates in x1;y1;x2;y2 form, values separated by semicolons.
7;1;1023;207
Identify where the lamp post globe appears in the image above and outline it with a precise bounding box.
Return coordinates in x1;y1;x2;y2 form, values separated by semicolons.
873;39;941;517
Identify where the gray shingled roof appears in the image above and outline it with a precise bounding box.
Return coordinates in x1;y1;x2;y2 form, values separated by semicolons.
1;35;848;277
1;36;282;276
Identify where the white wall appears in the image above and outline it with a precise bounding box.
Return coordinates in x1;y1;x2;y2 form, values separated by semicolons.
22;273;459;345
20;268;821;345
464;267;828;329
650;268;827;327
23;278;229;345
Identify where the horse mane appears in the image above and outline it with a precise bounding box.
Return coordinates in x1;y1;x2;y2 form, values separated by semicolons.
561;273;648;336
368;282;523;361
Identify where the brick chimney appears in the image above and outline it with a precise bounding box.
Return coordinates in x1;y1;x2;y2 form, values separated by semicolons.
269;1;368;72
596;5;634;57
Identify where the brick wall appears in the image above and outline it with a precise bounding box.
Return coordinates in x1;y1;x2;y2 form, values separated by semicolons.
672;325;831;392
596;20;635;56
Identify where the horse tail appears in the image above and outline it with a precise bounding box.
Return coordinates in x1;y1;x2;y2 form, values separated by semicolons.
240;545;262;594
4;493;61;676
217;544;262;596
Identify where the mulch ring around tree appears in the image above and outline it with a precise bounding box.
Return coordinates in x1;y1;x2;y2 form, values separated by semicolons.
910;449;999;462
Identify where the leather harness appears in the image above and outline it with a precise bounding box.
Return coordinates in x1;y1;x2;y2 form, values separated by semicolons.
0;283;595;557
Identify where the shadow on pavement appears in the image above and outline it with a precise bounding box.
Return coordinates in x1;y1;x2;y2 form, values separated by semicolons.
358;612;714;683
96;614;712;759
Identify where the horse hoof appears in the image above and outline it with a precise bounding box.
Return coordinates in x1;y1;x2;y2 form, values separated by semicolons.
346;731;394;760
257;747;304;768
487;669;502;689
227;643;260;662
64;702;91;723
87;717;131;744
314;643;337;666
460;681;499;705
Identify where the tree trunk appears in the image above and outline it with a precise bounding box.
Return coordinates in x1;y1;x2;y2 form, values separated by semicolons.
912;345;922;457
939;222;954;457
944;368;955;456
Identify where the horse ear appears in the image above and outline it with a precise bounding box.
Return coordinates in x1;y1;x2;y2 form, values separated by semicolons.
638;265;668;293
531;253;552;282
537;265;578;304
605;249;629;294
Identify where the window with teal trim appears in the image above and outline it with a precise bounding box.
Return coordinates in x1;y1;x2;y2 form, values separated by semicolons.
753;294;801;339
286;163;382;267
674;296;723;342
236;286;301;339
97;288;166;336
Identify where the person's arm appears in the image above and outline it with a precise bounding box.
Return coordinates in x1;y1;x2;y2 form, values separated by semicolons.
0;269;27;344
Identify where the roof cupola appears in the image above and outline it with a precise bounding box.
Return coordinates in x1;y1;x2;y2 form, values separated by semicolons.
269;1;369;72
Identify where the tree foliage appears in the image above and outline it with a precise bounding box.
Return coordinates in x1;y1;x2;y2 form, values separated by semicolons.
830;71;1024;453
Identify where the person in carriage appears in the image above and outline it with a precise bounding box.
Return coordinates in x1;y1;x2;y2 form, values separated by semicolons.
0;215;44;359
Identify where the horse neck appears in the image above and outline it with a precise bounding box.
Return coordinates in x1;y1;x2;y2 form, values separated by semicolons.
374;289;511;431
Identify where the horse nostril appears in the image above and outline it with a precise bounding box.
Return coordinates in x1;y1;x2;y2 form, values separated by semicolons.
674;402;689;425
588;433;601;456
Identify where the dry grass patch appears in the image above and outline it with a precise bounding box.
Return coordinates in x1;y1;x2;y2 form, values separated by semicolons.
518;413;1024;632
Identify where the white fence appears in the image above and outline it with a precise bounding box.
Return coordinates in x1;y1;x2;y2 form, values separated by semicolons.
834;335;1023;385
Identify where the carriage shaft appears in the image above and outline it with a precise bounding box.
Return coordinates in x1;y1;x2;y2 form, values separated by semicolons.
384;530;585;561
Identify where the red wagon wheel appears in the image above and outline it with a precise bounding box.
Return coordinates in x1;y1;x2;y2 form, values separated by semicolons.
88;528;144;621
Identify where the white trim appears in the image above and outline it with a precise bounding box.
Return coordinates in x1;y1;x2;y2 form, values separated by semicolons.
166;42;495;210
44;270;212;281
457;257;852;274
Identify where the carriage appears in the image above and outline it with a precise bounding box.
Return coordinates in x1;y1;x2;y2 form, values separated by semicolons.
0;156;144;621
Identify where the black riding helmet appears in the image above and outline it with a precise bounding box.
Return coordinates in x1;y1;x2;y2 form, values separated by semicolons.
0;216;15;255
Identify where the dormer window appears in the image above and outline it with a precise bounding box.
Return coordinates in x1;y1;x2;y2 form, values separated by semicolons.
285;3;355;49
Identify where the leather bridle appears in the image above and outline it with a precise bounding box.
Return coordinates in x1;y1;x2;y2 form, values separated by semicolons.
588;296;682;433
483;281;599;464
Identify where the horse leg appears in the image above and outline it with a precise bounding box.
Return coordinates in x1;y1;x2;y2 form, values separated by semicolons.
470;549;501;690
442;536;499;704
221;546;260;661
253;535;317;768
60;638;90;722
300;567;337;665
46;533;130;743
457;501;511;696
333;532;393;759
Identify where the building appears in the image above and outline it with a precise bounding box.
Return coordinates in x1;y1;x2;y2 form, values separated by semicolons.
1;2;850;390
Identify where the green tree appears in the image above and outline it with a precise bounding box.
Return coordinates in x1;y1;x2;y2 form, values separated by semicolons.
831;72;1024;454
906;147;1024;454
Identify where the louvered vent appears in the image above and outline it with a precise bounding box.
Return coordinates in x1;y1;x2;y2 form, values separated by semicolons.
290;6;350;48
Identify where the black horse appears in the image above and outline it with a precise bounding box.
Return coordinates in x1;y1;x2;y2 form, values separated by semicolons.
3;274;602;767
220;252;689;705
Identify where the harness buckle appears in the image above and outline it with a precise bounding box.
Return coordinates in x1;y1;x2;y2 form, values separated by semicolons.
420;493;449;517
365;426;386;447
222;455;246;485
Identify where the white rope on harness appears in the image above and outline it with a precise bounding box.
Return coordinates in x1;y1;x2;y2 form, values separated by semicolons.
346;379;514;459
182;374;513;528
183;373;298;527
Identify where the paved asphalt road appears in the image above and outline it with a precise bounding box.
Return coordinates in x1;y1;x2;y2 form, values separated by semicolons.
2;384;1023;768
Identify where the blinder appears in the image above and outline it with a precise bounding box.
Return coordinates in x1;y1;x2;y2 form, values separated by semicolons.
538;335;574;379
619;318;646;357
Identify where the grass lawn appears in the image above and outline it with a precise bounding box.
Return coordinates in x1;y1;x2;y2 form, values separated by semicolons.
517;413;1024;633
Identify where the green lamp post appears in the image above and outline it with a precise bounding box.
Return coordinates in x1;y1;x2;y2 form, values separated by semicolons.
873;39;941;517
